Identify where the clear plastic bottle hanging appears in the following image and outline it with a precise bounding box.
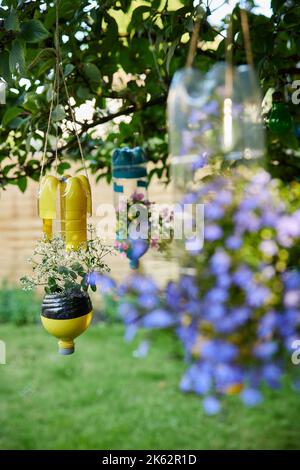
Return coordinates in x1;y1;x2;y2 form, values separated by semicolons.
168;63;265;195
167;7;265;267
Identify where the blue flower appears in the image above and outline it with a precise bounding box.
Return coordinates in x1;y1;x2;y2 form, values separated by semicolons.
202;100;219;116
205;287;228;303
210;251;231;275
176;324;197;355
246;285;270;308
179;276;198;300
226;236;242;250
133;340;150;358
118;303;138;324
234;211;260;233
278;309;300;338
192;152;209;171
239;197;259;211
241;389;262;407
258;311;279;338
142;309;176;328
180;363;212;394
283;270;300;290
127;239;148;261
215;317;237;334
205;225;223;241
254;342;278;361
194;369;212;395
93;274;116;294
206;303;226;321
205;203;224;221
216;273;231;289
138;293;159;310
277;215;300;247
165;282;182;311
202;340;238;363
203;396;221;415
130;275;158;295
232;266;253;288
180;372;193;393
214;364;243;392
215;190;232;206
284;290;300;308
181;192;199;205
261;364;282;389
231;307;251;327
124;324;138;342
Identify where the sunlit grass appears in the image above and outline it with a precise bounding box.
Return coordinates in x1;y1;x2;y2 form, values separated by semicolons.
0;323;299;449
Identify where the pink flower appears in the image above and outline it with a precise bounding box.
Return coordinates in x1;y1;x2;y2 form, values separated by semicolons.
131;190;145;202
151;238;158;248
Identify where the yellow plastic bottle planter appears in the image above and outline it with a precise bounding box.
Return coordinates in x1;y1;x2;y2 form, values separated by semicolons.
41;292;93;355
38;174;92;249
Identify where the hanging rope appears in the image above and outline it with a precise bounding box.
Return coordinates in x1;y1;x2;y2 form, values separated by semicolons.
59;64;89;180
54;0;60;175
39;72;57;183
186;18;201;68
40;0;89;183
240;8;254;69
225;15;234;97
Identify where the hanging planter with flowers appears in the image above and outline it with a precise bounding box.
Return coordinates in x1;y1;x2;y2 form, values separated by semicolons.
20;1;112;355
112;146;173;269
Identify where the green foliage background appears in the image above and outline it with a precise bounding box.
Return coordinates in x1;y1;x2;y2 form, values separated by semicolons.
1;0;300;192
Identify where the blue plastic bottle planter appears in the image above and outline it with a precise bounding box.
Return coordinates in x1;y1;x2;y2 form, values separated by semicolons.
112;147;149;269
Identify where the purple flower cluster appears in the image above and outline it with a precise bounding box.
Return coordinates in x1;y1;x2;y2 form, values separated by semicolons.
115;274;178;339
102;170;300;414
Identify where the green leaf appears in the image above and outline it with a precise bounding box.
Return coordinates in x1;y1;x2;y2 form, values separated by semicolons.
64;63;75;77
0;51;11;83
17;176;27;193
271;0;286;12
9;40;26;75
129;5;150;31
76;86;90;100
90;284;97;292
120;0;132;12
2;164;16;177
52;104;66;122
57;162;71;175
2;107;23;127
83;63;101;82
20;20;49;43
4;8;20;31
166;40;179;75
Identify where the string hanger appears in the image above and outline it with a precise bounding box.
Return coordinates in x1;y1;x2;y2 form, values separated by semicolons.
186;2;254;72
40;0;89;184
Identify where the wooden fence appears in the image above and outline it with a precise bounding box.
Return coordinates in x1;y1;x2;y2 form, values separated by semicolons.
0;174;177;287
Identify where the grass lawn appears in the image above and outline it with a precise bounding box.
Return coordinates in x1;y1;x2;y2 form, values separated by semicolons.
0;323;300;450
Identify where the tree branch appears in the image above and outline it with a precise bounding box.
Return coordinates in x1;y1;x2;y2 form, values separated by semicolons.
49;94;167;157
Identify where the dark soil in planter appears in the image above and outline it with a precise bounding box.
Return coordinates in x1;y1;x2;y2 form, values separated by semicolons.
41;290;93;320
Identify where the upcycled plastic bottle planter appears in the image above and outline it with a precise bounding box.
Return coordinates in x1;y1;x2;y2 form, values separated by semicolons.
168;63;265;267
168;63;265;194
38;174;93;354
38;174;92;249
41;291;93;355
112;147;149;269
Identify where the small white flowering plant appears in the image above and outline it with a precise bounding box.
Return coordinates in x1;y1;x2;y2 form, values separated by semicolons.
21;226;113;294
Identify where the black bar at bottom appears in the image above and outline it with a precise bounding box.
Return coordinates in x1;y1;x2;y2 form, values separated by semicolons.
0;450;299;465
